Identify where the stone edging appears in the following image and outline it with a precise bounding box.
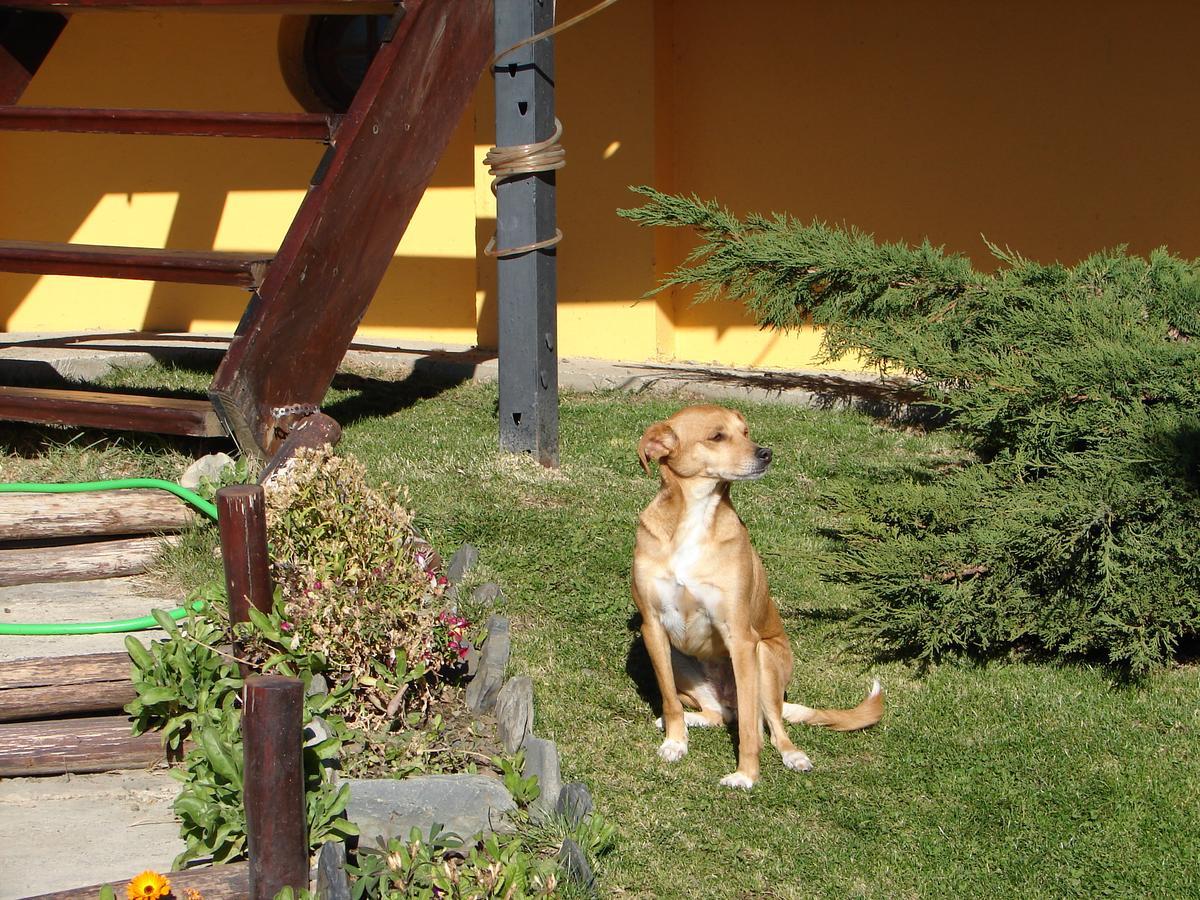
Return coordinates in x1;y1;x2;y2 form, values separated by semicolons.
318;543;598;897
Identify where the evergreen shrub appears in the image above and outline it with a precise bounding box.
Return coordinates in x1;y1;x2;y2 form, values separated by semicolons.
621;187;1200;673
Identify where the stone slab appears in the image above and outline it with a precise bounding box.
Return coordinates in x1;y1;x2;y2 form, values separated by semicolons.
343;774;516;845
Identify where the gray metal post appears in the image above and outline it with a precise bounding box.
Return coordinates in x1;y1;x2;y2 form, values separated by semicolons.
494;0;559;466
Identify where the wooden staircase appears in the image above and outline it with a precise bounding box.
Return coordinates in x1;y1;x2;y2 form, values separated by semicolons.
0;0;492;456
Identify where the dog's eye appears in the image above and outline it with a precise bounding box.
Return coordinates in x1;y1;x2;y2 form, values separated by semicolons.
710;432;724;442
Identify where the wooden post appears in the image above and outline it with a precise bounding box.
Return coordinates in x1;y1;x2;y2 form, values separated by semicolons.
494;0;560;466
217;485;273;626
243;675;307;900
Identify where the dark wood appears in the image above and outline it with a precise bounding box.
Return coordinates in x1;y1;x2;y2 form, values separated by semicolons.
243;676;307;900
0;106;339;140
0;533;179;586
0;0;390;11
0;489;197;540
24;862;250;900
258;411;342;485
0;713;164;776
0;680;134;722
0;239;271;287
0;651;129;689
494;0;559;466
0;10;66;104
0;385;226;436
209;0;493;455
217;485;272;639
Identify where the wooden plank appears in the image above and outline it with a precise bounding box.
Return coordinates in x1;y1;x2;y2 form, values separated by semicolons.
209;0;493;455
0;106;339;139
0;679;134;722
494;0;559;466
244;677;307;899
24;862;250;900
0;534;180;586
0;0;390;11
0;651;129;689
258;412;342;485
0;239;271;287
0;386;226;436
0;490;198;541
0;714;164;776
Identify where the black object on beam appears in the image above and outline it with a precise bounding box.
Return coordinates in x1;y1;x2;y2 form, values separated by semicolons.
494;0;559;467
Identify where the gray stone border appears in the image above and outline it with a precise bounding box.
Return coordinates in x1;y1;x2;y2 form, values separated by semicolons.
321;542;599;898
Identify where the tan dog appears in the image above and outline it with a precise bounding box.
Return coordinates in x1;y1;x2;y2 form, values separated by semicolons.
632;404;882;789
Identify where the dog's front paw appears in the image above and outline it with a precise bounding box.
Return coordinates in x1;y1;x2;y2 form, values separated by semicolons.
657;739;687;762
719;771;756;790
782;750;813;772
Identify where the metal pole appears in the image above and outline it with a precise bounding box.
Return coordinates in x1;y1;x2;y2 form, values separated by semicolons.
494;0;560;466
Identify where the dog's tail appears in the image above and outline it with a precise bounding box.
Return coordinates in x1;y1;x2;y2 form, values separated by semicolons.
782;680;883;732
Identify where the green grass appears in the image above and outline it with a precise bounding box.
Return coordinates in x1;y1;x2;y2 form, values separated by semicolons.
4;366;1198;898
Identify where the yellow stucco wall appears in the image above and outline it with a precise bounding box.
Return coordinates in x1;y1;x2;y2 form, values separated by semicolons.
3;1;1198;371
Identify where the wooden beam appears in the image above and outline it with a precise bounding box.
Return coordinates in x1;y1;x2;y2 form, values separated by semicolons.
0;714;164;776
0;106;339;140
23;862;249;900
258;412;342;485
0;534;179;586
494;0;559;466
0;652;134;722
0;239;271;287
0;651;129;689
0;489;198;541
209;0;493;455
0;9;65;104
243;676;308;900
0;386;226;436
0;0;391;12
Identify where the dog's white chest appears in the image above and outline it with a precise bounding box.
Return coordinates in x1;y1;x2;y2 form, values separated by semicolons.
653;496;726;646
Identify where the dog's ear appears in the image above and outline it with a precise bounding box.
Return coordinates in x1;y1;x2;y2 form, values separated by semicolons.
637;421;678;475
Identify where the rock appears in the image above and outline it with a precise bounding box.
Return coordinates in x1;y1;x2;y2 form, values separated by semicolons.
304;715;330;748
344;775;516;845
446;544;480;584
520;735;562;821
494;676;534;753
556;782;593;827
557;838;595;893
465;616;510;714
306;674;329;697
316;841;351;900
472;582;505;607
179;452;235;490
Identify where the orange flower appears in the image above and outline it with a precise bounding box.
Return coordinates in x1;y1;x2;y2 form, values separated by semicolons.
126;871;171;900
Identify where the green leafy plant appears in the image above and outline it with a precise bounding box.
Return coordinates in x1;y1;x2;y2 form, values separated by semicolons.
495;750;541;809
622;186;1200;673
348;826;565;900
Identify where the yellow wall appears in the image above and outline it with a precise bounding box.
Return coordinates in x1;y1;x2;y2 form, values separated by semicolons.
4;1;1199;371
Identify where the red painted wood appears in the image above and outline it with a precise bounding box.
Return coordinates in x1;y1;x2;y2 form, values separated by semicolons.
0;106;338;139
0;239;271;286
210;0;493;454
243;676;307;900
216;485;273;677
0;385;226;436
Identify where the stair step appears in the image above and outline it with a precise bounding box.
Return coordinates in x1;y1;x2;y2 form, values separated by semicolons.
0;0;392;11
0;713;165;776
0;385;226;436
0;239;271;287
0;106;339;140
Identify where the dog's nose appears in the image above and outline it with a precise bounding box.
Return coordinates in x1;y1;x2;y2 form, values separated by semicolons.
756;446;773;464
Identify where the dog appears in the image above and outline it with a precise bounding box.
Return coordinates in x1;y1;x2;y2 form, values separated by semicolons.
632;404;882;789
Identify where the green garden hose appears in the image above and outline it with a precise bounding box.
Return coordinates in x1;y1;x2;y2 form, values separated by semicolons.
0;478;218;635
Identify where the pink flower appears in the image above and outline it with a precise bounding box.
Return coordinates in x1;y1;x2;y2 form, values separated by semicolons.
280;621;294;633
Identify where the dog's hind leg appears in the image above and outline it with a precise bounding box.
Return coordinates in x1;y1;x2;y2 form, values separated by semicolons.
757;637;812;772
655;649;725;729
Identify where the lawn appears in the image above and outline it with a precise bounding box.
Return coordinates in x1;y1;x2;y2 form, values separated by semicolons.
4;364;1198;899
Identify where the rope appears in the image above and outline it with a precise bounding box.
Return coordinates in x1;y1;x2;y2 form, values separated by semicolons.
485;0;624;258
484;118;566;258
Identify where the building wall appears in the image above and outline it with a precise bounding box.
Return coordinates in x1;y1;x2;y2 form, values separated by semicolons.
3;1;1197;371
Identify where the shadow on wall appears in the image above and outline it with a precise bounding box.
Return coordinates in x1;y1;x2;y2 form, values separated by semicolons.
0;11;482;341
